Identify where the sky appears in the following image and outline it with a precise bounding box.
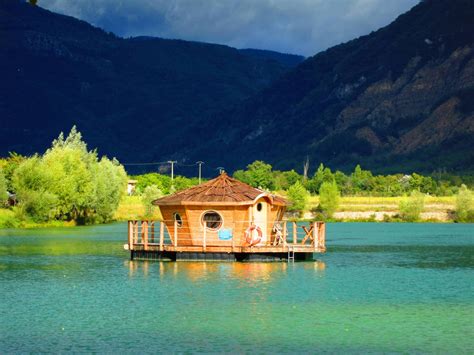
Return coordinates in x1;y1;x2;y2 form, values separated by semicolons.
39;0;419;57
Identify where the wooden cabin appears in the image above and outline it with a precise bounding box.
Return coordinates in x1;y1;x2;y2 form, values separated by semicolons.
126;172;326;261
153;172;287;247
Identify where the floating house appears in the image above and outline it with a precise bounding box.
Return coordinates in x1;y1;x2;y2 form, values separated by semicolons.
126;172;326;261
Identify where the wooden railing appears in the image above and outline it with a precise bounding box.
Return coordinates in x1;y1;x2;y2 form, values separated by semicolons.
127;220;326;252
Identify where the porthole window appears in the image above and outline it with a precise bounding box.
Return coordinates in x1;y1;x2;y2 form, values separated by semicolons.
256;203;263;212
173;213;183;228
201;211;223;230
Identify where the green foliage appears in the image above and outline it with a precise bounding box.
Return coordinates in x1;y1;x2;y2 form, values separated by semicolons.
306;163;335;194
234;161;274;190
318;181;340;218
0;169;7;205
454;185;474;222
399;190;425;222
12;127;127;224
141;185;163;217
132;173;199;195
273;169;301;191
286;181;309;213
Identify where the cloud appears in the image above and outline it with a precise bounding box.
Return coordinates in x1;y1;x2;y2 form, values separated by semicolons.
39;0;419;56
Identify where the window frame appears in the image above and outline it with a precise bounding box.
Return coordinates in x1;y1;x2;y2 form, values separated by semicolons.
200;210;224;231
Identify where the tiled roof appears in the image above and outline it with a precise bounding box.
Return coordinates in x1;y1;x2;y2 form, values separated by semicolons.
152;172;287;206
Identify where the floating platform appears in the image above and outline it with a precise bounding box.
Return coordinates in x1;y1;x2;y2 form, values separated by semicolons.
126;220;326;262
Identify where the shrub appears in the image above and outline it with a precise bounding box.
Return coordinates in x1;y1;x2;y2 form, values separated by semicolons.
454;185;474;222
318;181;340;218
141;185;163;217
287;181;309;215
399;190;425;222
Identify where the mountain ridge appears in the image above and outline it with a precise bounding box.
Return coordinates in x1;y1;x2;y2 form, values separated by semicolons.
1;0;473;174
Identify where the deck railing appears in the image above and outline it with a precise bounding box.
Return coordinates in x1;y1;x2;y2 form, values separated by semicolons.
127;220;326;252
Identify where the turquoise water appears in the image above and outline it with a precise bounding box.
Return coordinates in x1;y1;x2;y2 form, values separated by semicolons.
1;223;473;353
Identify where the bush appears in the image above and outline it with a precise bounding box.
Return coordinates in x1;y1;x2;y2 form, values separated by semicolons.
399;190;425;222
141;185;163;217
454;185;474;222
286;181;309;215
318;181;340;218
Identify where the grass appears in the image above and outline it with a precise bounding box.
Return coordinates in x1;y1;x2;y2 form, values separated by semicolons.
114;196;162;221
307;195;455;213
0;208;76;228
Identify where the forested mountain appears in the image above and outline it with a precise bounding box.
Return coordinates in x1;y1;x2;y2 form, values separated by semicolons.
187;0;474;173
1;0;473;174
0;0;295;164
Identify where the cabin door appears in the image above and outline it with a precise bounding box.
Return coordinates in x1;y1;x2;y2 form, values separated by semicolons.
253;199;268;244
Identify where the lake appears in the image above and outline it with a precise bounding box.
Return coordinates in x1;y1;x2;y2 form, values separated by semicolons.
1;223;473;353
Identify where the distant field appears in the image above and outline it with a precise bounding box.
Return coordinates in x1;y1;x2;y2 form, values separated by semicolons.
307;195;455;213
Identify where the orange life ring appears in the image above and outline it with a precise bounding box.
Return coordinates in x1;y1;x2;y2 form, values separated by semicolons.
245;224;263;246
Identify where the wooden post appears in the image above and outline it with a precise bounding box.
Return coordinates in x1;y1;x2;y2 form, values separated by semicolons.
293;222;297;244
142;221;148;251
133;221;138;244
283;221;287;246
150;222;155;244
128;221;134;251
320;222;326;250
203;222;207;251
159;221;164;252
174;219;178;247
312;222;318;251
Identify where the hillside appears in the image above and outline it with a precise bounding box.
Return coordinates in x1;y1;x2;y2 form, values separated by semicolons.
188;0;474;173
1;0;473;174
0;0;294;163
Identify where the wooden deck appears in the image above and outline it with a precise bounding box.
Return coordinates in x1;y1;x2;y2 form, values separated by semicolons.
126;220;326;261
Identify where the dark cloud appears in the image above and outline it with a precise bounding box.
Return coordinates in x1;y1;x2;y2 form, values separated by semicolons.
40;0;419;56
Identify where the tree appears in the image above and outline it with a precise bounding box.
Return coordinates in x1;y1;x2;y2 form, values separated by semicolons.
306;163;334;194
0;169;8;205
287;181;309;214
12;127;127;224
318;181;340;218
454;185;474;222
141;185;163;217
245;160;274;190
399;190;425;222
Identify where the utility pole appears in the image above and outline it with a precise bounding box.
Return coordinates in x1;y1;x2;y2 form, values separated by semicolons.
167;160;177;183
196;161;204;184
217;167;225;175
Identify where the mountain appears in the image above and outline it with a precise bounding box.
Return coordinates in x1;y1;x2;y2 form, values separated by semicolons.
188;0;474;173
238;49;305;68
2;0;473;175
0;0;296;165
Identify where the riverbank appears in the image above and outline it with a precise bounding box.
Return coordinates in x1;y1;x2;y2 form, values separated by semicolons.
0;195;457;229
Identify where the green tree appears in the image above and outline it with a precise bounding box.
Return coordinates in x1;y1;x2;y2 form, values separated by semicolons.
287;181;309;214
454;185;474;222
0;168;8;205
399;190;425;222
244;160;274;190
318;181;340;218
306;163;334;194
12;127;126;224
141;185;163;217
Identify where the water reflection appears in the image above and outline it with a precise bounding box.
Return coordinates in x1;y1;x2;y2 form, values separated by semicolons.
125;259;327;282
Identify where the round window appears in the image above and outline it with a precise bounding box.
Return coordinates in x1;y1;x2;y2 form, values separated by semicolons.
173;213;183;227
256;202;263;212
201;211;223;230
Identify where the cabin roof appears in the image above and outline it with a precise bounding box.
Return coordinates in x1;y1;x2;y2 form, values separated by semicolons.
152;172;287;206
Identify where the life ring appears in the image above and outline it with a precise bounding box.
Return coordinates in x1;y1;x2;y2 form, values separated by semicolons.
245;224;263;246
